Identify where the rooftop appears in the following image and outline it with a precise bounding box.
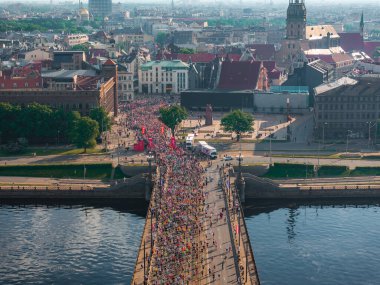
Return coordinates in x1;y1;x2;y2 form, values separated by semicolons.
141;60;189;71
270;86;309;94
314;77;358;95
306;25;340;40
315;77;380;97
42;69;96;78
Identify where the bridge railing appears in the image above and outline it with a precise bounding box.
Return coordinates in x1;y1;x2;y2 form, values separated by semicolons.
299;185;380;191
0;185;94;191
222;167;260;285
131;166;160;285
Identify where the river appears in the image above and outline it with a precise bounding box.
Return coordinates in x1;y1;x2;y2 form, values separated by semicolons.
1;200;380;284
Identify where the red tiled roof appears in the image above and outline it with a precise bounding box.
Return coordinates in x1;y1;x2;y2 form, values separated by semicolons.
306;54;334;64
175;53;215;63
338;33;364;52
218;61;261;90
331;53;354;63
364;41;380;58
262;61;280;80
247;44;275;60
103;59;116;66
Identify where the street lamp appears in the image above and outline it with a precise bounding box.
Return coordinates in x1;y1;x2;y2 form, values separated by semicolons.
322;122;328;148
366;121;376;150
269;131;272;166
346;130;352;154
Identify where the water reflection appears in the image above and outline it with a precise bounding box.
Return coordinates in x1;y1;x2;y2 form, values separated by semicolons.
245;199;380;285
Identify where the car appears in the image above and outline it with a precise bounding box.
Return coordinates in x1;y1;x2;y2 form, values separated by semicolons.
223;155;233;161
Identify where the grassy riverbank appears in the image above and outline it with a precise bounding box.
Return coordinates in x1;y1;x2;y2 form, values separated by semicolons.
0;163;123;181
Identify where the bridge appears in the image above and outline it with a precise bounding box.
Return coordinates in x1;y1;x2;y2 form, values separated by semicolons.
131;161;260;284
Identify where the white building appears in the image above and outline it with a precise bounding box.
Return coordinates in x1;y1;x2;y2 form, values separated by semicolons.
64;34;89;46
139;60;189;94
118;65;135;102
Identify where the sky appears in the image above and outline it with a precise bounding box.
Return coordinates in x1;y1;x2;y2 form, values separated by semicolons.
1;0;380;7
3;0;380;3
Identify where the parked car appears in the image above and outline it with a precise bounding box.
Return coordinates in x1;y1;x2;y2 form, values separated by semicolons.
223;155;233;161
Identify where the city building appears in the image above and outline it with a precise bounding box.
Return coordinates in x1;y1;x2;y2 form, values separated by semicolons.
314;77;380;139
254;86;310;114
19;49;52;62
118;64;135;102
0;63;42;90
89;0;112;19
138;60;189;94
0;60;118;116
52;51;86;70
64;34;89;47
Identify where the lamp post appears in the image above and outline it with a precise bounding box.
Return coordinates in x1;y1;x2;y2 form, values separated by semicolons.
269;131;272;166
322;122;328;148
366;121;376;150
346;130;352;154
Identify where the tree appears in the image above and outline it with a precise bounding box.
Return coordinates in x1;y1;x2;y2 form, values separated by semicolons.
155;32;169;47
71;117;99;152
89;107;111;134
71;43;89;52
159;105;188;136
179;48;195;54
221;110;254;141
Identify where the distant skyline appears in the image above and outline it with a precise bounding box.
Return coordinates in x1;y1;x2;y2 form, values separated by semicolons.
2;0;380;4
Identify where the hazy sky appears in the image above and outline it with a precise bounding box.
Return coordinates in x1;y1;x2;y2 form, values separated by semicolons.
3;0;380;3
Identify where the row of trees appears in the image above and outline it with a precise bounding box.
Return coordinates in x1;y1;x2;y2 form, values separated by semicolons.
0;18;87;33
159;105;254;140
0;103;111;151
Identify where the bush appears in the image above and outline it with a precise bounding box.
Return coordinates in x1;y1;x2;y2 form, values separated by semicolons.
351;167;380;176
0;163;115;180
317;165;349;177
264;163;314;179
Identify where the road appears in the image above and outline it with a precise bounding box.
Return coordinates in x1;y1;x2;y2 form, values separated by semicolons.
0;176;109;187
202;163;239;284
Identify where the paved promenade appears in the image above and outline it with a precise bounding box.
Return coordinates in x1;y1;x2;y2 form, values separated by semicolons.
202;163;239;284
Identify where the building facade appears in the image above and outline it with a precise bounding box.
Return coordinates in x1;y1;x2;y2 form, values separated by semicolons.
118;65;135;102
64;34;89;46
89;0;112;19
138;60;189;94
0;60;118;117
314;77;380;139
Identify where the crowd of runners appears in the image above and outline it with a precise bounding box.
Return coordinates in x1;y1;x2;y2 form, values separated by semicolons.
126;99;247;284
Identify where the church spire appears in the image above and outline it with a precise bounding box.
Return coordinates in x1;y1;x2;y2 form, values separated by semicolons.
360;12;364;37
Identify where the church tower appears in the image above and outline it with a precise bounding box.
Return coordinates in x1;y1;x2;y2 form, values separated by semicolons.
360;12;364;38
286;0;306;40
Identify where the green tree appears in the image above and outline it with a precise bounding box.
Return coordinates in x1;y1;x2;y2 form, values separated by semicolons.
71;44;90;52
155;32;169;47
71;117;99;152
17;103;55;140
159;105;188;136
89;107;111;134
221;110;254;141
0;103;19;142
179;48;195;54
66;111;81;142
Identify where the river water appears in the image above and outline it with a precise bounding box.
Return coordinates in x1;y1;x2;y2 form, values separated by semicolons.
1;201;380;285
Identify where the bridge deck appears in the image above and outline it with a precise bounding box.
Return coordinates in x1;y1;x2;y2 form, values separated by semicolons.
132;163;260;284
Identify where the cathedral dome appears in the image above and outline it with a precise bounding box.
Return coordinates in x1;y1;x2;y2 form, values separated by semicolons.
79;8;90;16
